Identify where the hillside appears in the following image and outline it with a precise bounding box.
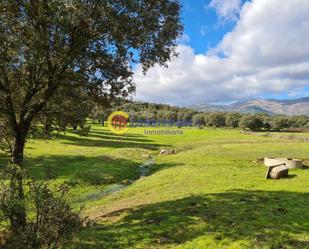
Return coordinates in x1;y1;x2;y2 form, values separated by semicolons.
190;97;309;115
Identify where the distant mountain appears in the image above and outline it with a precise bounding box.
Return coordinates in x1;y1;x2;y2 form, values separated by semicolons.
189;97;309;116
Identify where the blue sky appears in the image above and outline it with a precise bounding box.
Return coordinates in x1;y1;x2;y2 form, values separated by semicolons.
134;0;309;105
181;0;239;54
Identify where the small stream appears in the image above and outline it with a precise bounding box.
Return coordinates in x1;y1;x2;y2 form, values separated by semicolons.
137;158;155;177
74;158;155;204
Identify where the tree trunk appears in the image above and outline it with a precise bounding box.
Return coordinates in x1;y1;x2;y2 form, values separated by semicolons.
11;134;25;165
9;130;27;232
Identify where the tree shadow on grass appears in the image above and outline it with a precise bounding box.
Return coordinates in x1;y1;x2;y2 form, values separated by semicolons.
54;133;168;150
86;132;152;143
89;127;148;138
73;190;309;249
89;128;151;139
26;155;140;182
0;127;171;172
25;155;179;184
77;127;154;143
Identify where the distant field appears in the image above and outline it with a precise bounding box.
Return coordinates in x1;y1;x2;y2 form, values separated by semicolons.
1;125;309;249
255;131;309;138
273;131;309;137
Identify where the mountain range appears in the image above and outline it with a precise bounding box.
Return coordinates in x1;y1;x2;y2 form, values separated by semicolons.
189;97;309;116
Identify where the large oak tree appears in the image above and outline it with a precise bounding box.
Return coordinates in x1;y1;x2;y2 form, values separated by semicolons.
0;0;182;231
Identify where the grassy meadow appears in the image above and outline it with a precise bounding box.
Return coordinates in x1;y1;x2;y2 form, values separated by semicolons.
1;125;309;249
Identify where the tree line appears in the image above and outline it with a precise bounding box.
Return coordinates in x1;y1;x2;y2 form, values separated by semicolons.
92;101;309;132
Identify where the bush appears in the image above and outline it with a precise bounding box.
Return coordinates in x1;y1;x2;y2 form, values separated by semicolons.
0;167;83;249
204;113;226;127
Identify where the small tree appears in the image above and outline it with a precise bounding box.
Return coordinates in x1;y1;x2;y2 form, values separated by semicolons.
205;112;226;127
182;110;197;123
225;112;241;128
239;115;264;131
192;113;204;126
289;115;309;128
271;116;291;131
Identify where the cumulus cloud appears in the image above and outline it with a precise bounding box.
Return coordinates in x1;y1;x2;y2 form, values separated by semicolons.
208;0;242;22
133;0;309;105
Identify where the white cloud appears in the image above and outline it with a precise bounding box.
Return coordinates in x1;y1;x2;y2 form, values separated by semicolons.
134;0;309;105
208;0;242;22
200;26;208;37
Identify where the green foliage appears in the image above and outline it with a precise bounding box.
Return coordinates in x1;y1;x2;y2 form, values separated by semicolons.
290;115;309;128
239;114;264;131
204;112;226;127
192;114;205;126
39;87;93;134
182;110;197;122
110;100;309;131
225;112;241;128
0;0;183;158
0;169;83;249
0;0;183;235
271;116;291;131
0;120;12;154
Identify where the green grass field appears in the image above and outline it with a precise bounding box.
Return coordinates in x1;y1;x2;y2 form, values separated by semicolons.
1;125;309;249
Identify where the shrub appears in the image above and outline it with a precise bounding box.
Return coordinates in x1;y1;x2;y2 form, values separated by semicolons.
0;167;83;249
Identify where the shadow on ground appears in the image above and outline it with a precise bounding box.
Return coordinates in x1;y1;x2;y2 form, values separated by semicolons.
88;128;153;141
0;127;173;180
54;130;169;150
22;154;179;185
72;190;309;249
